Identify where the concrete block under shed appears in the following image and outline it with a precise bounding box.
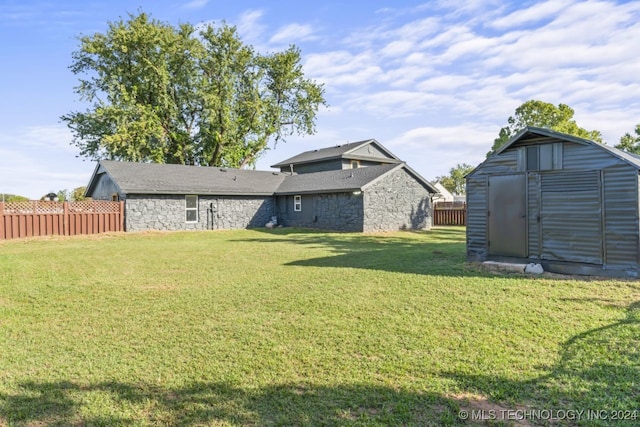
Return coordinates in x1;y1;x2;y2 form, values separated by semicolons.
482;261;544;275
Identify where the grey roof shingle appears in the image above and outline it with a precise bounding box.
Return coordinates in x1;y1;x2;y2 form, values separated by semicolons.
274;164;401;194
98;160;287;195
271;139;400;168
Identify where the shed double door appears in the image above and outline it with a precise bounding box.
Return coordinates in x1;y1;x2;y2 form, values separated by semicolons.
487;171;603;265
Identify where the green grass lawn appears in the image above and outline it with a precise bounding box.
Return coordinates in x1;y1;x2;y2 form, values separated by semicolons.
1;227;639;426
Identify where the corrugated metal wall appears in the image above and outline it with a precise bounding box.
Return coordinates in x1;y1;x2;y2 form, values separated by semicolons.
466;176;487;260
527;173;540;257
603;166;639;268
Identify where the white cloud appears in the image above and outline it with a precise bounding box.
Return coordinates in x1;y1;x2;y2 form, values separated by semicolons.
270;23;315;44
304;51;385;86
380;40;414;58
384;125;498;178
235;9;266;46
490;0;572;29
18;125;76;153
344;91;442;118
416;74;475;93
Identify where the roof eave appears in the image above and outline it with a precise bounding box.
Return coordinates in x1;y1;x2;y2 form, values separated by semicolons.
122;190;277;196
271;154;343;168
275;188;362;196
341;154;401;163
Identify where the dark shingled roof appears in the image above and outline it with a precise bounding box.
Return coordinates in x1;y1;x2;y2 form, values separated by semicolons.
270;139;400;168
97;160;287;195
275;164;402;195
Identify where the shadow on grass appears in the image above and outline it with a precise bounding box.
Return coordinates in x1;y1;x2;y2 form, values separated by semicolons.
0;381;462;426
236;227;476;277
446;300;640;422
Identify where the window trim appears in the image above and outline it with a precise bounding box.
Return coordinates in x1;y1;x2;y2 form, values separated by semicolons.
351;160;360;169
185;195;198;223
293;195;302;212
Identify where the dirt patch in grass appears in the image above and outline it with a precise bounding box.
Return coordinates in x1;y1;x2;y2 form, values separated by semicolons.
452;392;532;426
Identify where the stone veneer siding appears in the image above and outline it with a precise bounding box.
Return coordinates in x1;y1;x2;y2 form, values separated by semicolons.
363;168;432;232
277;193;364;232
125;194;275;231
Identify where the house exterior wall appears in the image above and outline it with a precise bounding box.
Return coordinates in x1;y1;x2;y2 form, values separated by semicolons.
278;158;393;174
349;143;393;160
88;172;122;200
279;159;344;174
467;138;640;276
276;193;364;231
340;159;389;169
363;168;432;232
124;194;275;231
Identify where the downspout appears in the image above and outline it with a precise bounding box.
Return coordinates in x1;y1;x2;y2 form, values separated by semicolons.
208;202;213;230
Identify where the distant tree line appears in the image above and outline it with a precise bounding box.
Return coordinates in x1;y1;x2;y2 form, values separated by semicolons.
1;187;87;203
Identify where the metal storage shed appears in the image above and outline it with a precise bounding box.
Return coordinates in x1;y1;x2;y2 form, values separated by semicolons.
466;126;640;277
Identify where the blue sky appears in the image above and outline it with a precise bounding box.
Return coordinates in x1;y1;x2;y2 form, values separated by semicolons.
1;0;639;198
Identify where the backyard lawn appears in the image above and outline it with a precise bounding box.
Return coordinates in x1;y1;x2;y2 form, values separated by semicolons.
1;227;639;426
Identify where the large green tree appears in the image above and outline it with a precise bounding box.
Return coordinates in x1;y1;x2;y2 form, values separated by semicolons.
614;124;640;155
435;163;474;194
489;100;603;155
61;13;326;168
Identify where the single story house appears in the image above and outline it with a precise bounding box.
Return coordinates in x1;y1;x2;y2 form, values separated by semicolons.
466;126;640;277
85;139;438;232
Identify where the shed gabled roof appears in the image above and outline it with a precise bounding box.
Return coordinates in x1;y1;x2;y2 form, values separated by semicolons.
87;160;287;196
270;139;401;168
468;126;640;177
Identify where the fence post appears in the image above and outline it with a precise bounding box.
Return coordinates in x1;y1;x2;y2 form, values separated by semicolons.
0;202;4;240
119;201;125;232
63;201;69;236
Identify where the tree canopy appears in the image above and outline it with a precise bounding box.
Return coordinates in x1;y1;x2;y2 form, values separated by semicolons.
614;124;640;155
61;12;326;168
435;163;474;195
1;194;29;202
489;100;603;155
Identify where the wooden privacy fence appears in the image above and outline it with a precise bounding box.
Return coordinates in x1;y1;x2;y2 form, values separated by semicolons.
0;200;124;240
433;201;466;226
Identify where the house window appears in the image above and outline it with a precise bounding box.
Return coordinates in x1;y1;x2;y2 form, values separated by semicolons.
186;195;198;222
351;160;360;169
293;195;302;212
